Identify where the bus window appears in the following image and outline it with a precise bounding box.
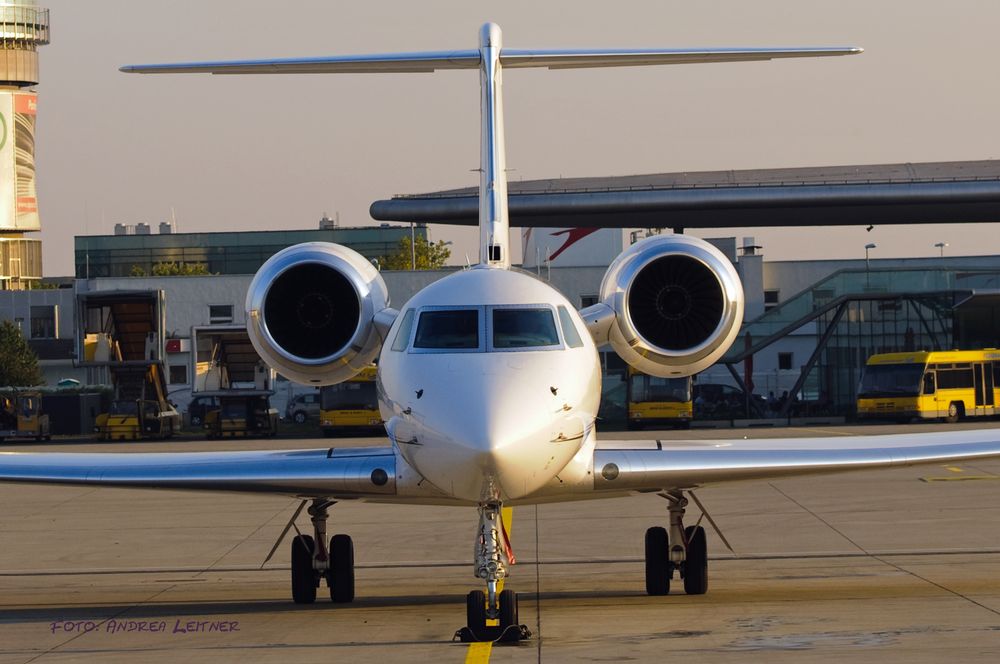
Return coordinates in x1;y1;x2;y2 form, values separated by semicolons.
937;367;974;389
857;364;923;397
630;374;691;403
923;372;936;395
321;382;377;410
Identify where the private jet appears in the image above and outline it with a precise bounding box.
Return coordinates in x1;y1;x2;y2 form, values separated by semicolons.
4;23;1000;642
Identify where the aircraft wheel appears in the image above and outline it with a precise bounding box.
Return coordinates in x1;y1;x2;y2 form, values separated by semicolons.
328;534;355;603
644;526;671;595
682;525;708;595
466;589;487;635
499;588;518;629
291;534;317;604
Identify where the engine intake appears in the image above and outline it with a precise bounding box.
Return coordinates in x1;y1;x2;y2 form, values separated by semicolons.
246;242;390;385
597;234;744;377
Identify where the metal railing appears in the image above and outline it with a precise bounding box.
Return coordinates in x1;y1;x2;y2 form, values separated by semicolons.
0;4;49;47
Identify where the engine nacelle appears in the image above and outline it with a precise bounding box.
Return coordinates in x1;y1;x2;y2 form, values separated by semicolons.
246;242;390;385
597;234;744;377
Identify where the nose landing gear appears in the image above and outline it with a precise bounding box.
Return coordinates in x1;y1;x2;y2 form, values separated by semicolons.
457;502;531;642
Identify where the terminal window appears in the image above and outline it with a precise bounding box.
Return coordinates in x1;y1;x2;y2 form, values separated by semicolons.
169;364;188;385
764;289;780;312
208;304;234;325
778;352;794;370
29;305;56;339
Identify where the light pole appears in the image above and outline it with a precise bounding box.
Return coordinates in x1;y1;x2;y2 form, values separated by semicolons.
410;223;416;270
864;242;876;270
864;242;876;287
934;241;948;257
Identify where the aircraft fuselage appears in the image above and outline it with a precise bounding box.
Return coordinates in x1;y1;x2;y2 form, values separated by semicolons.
377;267;601;503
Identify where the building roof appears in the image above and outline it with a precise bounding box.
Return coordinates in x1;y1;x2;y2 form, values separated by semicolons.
370;159;1000;230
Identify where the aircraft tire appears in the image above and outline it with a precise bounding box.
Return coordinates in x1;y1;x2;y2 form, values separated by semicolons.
291;534;317;604
466;589;487;635
644;526;671;595
328;534;355;603
499;588;518;629
682;525;708;595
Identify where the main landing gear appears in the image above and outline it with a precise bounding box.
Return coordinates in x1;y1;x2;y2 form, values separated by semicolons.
644;491;709;596
458;502;530;643
289;498;355;604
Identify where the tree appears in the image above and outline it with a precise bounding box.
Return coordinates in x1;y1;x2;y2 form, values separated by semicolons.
0;320;43;387
130;262;212;277
379;236;451;270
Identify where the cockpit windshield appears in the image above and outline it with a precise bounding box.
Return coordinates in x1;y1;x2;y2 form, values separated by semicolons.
414;309;479;349
492;309;560;349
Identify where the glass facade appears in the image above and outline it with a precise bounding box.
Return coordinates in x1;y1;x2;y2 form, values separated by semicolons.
725;266;1000;416
74;227;424;278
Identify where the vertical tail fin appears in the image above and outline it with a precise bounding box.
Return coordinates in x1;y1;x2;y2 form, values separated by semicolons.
122;26;861;269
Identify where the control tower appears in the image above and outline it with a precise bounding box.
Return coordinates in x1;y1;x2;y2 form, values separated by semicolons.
0;1;47;290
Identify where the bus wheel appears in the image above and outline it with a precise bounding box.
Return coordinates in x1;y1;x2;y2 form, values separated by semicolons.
946;402;962;424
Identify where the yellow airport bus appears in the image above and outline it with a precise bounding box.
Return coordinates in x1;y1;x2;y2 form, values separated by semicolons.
319;366;383;437
626;368;693;430
857;350;1000;422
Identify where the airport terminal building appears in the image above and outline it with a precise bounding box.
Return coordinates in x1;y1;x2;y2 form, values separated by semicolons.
6;160;1000;424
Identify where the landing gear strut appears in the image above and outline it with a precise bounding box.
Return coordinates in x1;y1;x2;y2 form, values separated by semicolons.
643;491;708;596
458;502;529;642
289;498;355;604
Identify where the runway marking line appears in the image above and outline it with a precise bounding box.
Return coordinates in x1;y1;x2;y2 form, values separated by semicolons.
463;507;513;663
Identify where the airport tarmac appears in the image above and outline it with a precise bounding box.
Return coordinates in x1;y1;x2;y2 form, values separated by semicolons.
2;423;1000;663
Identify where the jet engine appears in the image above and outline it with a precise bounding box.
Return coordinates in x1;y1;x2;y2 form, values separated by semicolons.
588;234;744;377
245;242;391;385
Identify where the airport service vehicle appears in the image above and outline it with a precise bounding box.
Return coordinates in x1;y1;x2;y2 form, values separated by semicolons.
185;393;219;427
0;391;50;442
858;350;1000;422
627;368;692;429
203;390;279;438
319;366;382;436
286;392;320;424
95;363;181;441
5;24;1000;643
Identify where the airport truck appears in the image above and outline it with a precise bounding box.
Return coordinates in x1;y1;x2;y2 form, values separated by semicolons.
0;391;51;442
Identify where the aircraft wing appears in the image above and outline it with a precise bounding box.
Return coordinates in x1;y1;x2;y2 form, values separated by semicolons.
0;447;397;499
592;429;1000;492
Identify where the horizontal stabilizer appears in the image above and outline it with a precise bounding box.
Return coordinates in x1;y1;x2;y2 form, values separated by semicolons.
500;47;862;69
120;51;482;75
121;47;860;76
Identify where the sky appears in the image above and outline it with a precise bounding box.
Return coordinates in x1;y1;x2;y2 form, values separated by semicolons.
30;0;1000;275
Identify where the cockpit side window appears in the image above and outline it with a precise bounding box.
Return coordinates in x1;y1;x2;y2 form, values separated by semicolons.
414;309;480;349
557;306;584;348
492;308;560;349
390;309;415;352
